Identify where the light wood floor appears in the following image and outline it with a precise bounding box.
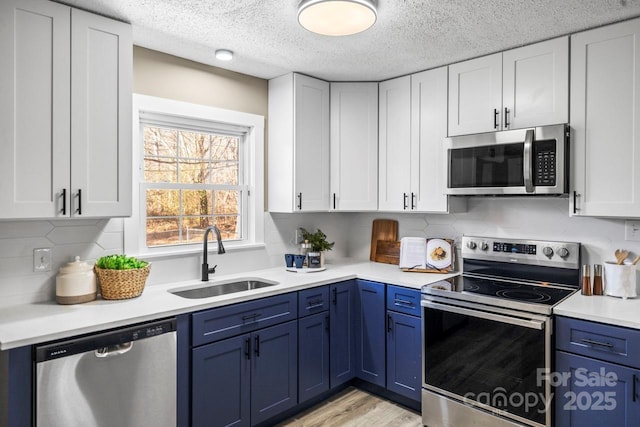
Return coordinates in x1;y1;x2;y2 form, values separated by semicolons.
276;387;423;427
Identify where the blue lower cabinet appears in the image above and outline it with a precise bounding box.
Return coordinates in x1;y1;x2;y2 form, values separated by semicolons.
386;310;421;401
329;280;357;387
356;279;386;387
555;351;640;427
298;312;330;403
251;320;298;425
191;320;298;427
192;334;251;427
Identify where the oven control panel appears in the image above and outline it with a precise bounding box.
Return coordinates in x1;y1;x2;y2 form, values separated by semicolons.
462;236;580;269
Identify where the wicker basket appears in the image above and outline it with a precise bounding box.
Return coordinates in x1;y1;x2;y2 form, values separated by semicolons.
94;264;151;300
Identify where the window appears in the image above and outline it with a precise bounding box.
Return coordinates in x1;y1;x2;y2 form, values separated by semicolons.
125;95;264;256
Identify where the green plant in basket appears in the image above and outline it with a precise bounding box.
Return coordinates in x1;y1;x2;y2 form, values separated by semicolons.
95;255;150;300
95;254;148;270
300;228;335;252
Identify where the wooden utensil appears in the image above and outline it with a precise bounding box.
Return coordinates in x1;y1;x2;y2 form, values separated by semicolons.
370;219;399;261
615;249;629;265
632;255;640;266
373;240;401;264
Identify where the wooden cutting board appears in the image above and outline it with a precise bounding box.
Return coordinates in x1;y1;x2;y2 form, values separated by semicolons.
369;219;399;261
374;240;401;264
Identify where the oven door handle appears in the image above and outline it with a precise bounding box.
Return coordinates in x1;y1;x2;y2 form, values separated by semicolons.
422;301;545;330
523;128;535;193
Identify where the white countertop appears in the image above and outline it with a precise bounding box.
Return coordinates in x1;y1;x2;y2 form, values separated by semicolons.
554;292;640;329
0;261;456;351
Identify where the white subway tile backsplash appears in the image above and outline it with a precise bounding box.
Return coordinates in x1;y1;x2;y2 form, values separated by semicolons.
0;221;53;238
1;199;639;306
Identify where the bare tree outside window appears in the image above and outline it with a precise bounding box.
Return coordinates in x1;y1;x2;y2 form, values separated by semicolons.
143;125;243;247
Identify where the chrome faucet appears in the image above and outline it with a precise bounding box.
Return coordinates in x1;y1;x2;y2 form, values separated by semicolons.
201;225;226;281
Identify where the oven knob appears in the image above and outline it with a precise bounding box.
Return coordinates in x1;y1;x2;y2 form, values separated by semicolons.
542;246;554;257
558;247;570;258
480;242;489;251
467;241;477;250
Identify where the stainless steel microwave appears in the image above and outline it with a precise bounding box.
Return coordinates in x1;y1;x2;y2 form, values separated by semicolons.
445;124;569;196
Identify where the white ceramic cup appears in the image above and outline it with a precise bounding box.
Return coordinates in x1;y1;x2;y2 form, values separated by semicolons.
603;261;637;299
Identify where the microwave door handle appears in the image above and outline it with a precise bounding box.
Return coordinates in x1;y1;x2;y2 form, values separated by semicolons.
523;129;535;193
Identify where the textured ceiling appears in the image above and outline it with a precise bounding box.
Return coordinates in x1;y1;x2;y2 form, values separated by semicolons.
59;0;640;81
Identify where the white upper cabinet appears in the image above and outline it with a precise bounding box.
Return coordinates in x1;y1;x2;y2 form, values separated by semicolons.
378;71;465;213
448;36;568;136
448;53;503;136
411;67;465;213
71;9;132;217
570;18;640;218
330;82;378;211
502;37;569;130
0;0;132;219
268;73;330;212
378;76;412;211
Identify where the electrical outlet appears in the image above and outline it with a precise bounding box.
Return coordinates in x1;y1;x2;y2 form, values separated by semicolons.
625;220;640;242
34;248;52;272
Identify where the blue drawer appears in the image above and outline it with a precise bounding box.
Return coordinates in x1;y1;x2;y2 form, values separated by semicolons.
555;316;640;369
298;286;329;316
192;293;297;347
386;285;421;317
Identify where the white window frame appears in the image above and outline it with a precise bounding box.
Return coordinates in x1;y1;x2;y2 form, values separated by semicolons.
125;94;265;258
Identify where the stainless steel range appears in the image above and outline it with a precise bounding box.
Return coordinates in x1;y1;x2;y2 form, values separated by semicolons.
421;236;581;427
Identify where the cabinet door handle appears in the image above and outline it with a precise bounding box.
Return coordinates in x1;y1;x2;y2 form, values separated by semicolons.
633;374;637;402
75;189;82;215
573;191;580;214
297;192;302;210
306;302;324;310
325;315;330;332
254;335;260;357
580;338;614;349
60;189;67;215
394;299;414;308
411;192;416;210
493;108;499;129
504;107;510;128
333;193;336;210
332;288;337;306
403;193;408;210
245;337;251;360
387;314;393;333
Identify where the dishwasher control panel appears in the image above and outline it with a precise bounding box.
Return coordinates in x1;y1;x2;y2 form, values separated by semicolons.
35;317;176;362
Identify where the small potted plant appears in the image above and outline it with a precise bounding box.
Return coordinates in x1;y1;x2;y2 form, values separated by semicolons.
300;228;334;268
94;254;150;300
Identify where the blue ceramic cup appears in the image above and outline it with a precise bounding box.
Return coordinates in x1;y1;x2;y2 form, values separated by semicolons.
293;254;306;268
284;253;295;268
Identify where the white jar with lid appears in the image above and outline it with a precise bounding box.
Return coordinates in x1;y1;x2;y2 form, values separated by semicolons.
56;256;97;304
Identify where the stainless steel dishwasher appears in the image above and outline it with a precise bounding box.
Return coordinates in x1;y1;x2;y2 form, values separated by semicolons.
35;318;176;427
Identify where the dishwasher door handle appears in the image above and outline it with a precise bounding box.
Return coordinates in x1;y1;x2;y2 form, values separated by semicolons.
95;342;134;358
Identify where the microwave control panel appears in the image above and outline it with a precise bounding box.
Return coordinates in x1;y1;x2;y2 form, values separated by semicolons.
533;140;556;186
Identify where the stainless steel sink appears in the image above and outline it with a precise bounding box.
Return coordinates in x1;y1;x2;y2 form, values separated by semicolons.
169;279;279;299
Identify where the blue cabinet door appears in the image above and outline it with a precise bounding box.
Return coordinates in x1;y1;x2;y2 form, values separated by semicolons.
330;280;357;387
555;351;640;427
386;311;421;401
356;279;386;387
192;334;251;427
298;312;330;403
251;320;298;425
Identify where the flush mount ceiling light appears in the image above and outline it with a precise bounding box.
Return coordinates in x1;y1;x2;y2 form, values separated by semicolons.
215;49;234;61
297;0;377;36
